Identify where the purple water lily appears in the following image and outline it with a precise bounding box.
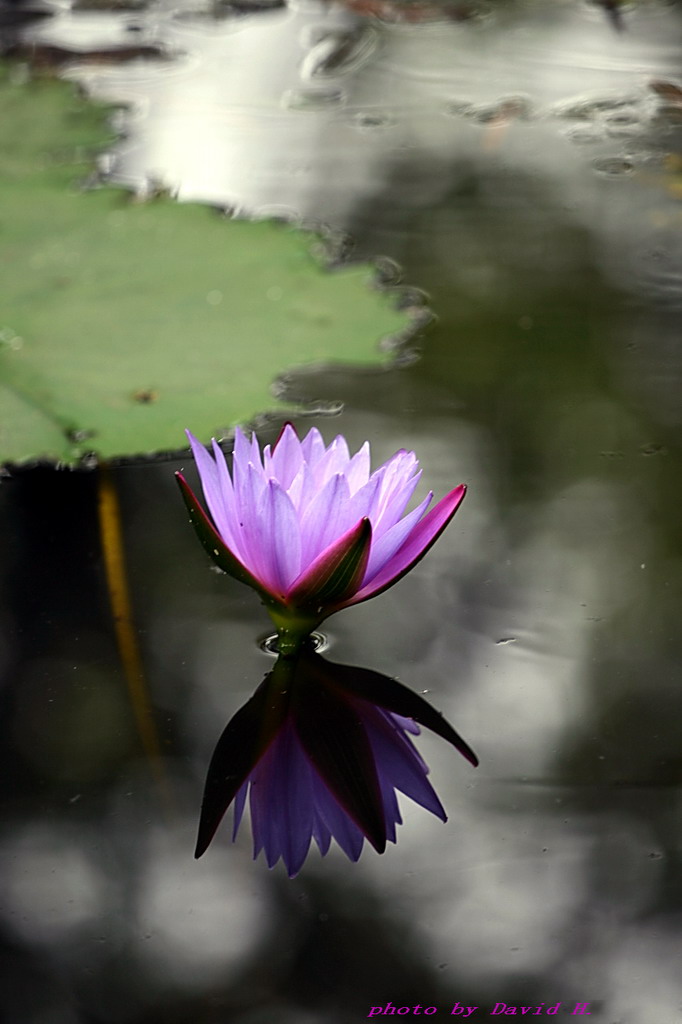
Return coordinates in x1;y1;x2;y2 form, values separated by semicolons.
196;647;478;876
177;424;465;646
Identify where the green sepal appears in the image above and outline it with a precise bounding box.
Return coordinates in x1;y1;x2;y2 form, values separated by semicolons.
176;471;266;595
194;660;295;858
292;651;387;853
314;656;479;768
286;517;372;611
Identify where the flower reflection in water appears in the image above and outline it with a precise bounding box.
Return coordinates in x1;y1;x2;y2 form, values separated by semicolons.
179;424;475;874
195;646;477;877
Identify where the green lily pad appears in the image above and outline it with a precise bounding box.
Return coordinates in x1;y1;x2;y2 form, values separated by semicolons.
0;66;410;466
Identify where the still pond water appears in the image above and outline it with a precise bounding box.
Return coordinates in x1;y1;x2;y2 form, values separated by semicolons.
1;1;682;1022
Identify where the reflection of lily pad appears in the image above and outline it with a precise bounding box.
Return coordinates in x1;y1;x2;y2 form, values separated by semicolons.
0;67;410;466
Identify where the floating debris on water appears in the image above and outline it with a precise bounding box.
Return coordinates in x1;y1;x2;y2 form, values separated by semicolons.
649;80;682;106
132;389;159;404
553;94;640;121
350;110;397;131
299;26;377;80
592;156;635;177
282;87;346;111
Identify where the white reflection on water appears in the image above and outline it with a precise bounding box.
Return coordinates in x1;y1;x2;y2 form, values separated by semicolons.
606;921;682;1023
25;0;678;225
0;815;272;999
134;824;271;988
0;826;108;943
424;830;591;980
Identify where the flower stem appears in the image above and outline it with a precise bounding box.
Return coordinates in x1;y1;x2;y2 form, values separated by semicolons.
263;606;321;657
97;464;171;805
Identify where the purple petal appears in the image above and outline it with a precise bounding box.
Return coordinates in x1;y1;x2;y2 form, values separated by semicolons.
248;722;314;877
299;473;351;566
232;426;252;474
360;456;417;532
376;770;402;844
343;470;384;528
310;436;351;490
286;461;317;517
310;770;365;862
231;429;256;521
373;451;418;519
361;704;447;820
210;440;249;565
343;484;467;607
311;806;332;856
270;423;304;490
300;426;325;465
258;480;301;592
186;432;241;556
364;490;432;582
345;441;370;493
272;420;299;448
249;431;263;469
372;470;423;541
391;713;421;736
234;462;272;589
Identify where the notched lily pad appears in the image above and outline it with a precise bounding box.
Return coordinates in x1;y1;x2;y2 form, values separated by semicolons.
0;64;412;467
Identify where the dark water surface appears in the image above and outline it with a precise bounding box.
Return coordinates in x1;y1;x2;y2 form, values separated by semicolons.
1;1;682;1022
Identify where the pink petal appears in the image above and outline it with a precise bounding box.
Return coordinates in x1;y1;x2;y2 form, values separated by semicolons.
339;485;467;608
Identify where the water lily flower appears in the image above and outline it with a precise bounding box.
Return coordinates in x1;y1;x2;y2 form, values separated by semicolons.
177;424;466;649
196;646;478;876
